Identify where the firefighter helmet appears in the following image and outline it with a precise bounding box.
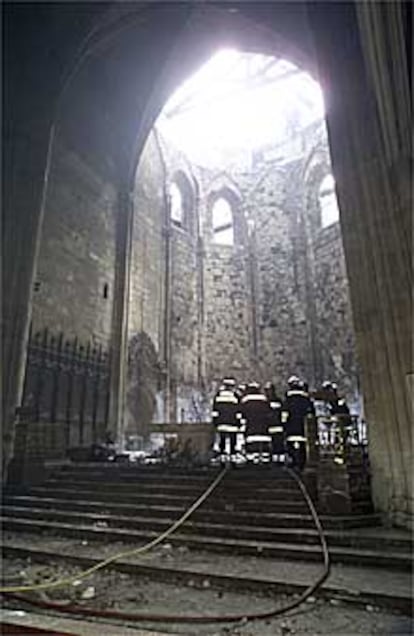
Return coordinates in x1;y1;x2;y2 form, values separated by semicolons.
288;375;301;389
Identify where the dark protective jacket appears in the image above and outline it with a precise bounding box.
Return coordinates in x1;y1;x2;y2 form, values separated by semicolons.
281;390;315;438
240;392;270;437
267;397;283;434
264;387;283;434
330;397;350;416
329;397;351;427
212;389;240;432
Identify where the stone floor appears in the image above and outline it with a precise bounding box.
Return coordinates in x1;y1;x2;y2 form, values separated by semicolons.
2;532;412;635
3;532;412;600
1;604;412;636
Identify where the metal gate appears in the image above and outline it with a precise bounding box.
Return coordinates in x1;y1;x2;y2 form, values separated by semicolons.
20;325;111;448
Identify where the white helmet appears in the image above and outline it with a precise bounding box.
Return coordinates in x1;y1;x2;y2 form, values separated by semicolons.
288;375;301;388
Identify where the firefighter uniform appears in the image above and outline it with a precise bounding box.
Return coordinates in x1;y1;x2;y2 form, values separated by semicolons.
264;382;284;460
282;379;314;471
240;383;271;462
330;396;350;419
212;380;240;458
323;381;352;426
330;394;352;451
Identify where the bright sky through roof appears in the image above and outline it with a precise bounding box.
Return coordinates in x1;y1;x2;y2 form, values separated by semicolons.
157;49;325;167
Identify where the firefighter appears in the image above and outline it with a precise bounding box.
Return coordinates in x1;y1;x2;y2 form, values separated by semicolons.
331;393;351;419
281;376;314;471
211;378;240;461
240;382;271;463
264;381;284;462
321;380;336;411
325;383;349;418
322;379;351;420
328;384;353;452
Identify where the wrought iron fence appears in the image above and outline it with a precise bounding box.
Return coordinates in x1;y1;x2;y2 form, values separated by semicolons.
19;325;111;447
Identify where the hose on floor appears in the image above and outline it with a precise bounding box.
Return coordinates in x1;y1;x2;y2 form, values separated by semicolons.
3;464;331;625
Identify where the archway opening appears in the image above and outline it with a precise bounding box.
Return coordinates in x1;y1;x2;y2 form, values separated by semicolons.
128;47;359;435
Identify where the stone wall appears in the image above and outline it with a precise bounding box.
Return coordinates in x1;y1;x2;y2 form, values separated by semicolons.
302;127;360;406
312;225;359;404
168;225;203;420
127;131;165;435
31;135;117;345
127;132;206;430
240;160;312;393
194;121;359;403
128;131;166;352
201;175;254;386
159;138;207;422
125;122;360;422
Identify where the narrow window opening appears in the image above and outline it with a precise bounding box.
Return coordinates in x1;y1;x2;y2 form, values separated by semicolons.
103;283;109;299
170;182;184;226
212;197;234;245
319;173;339;227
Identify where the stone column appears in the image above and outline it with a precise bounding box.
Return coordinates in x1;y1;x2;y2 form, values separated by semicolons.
308;1;412;526
108;186;135;449
2;120;55;481
162;224;173;423
247;224;259;361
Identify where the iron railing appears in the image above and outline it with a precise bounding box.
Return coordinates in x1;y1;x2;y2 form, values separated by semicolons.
19;325;111;447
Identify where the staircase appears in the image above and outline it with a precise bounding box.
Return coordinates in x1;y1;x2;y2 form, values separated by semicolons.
2;463;412;571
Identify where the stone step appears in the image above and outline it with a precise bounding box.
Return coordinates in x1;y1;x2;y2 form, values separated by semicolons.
21;485;310;513
2;516;411;570
2;494;382;530
57;464;293;479
42;477;305;500
52;468;298;488
2;504;411;553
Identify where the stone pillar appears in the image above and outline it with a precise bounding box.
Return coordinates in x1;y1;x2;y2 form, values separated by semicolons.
308;1;412;526
108;186;135;449
247;224;259;361
2;121;55;481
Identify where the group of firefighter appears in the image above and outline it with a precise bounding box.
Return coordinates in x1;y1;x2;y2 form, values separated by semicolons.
212;376;350;470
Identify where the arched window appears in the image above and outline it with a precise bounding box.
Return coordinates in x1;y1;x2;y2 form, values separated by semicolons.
212;197;234;245
170;182;184;225
319;174;339;227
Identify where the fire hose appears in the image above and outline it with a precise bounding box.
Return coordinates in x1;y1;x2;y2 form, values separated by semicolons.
2;464;330;625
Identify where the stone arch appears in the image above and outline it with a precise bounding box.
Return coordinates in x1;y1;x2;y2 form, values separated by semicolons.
205;181;246;246
4;0;411;525
169;169;197;234
303;142;335;235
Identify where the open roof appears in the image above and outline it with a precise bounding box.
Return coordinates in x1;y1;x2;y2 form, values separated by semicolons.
157;49;324;168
